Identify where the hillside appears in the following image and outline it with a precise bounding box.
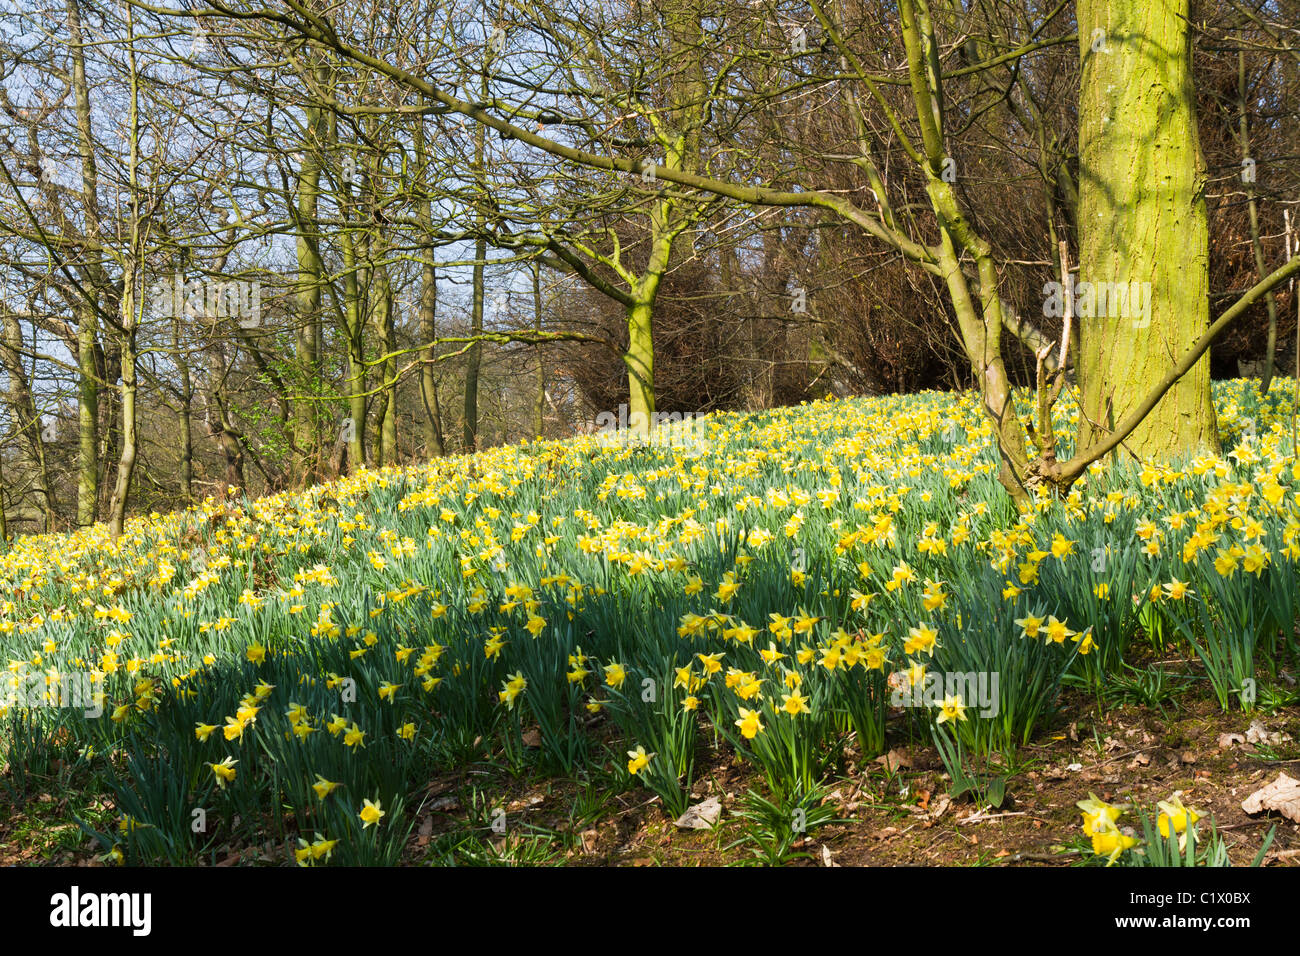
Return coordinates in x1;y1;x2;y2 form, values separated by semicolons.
2;382;1298;866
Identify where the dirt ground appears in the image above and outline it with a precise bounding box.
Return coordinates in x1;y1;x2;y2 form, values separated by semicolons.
431;690;1300;867
3;684;1297;867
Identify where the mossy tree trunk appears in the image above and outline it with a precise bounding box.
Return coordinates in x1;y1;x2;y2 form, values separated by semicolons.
1075;0;1218;460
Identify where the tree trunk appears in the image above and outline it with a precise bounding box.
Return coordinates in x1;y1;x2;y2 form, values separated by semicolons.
294;85;326;480
0;451;8;543
76;307;98;527
98;336;121;518
465;230;486;451
419;255;444;458
174;316;193;506
106;271;138;540
464;57;489;453
338;225;367;472
414;106;445;459
1;304;55;530
1239;52;1279;395
374;259;397;466
67;0;104;527
1075;0;1218;459
533;259;545;439
625;297;656;431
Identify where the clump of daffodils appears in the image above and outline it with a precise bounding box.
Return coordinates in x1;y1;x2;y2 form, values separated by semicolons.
1078;792;1204;865
1077;794;1138;865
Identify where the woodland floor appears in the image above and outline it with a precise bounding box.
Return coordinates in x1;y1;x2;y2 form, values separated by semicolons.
4;669;1298;868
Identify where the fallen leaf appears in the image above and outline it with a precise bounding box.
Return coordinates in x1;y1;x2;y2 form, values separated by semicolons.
1218;732;1246;749
521;727;543;748
875;748;913;773
674;796;722;830
821;844;840;867
1241;772;1300;822
1246;721;1292;746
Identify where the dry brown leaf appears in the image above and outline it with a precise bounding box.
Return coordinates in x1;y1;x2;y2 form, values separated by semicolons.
1246;721;1292;747
928;793;952;820
674;797;722;830
1241;772;1300;822
875;748;913;773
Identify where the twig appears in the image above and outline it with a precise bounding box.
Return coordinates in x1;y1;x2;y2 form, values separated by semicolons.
997;848;1081;864
959;810;1029;825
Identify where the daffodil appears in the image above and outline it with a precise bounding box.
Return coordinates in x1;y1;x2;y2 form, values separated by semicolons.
935;694;967;724
498;672;527;709
1077;793;1127;836
1089;817;1139;865
735;707;764;739
626;745;654;775
1043;615;1075;644
359;798;385;828
903;623;939;657
1156;795;1201;839
208;756;238;788
781;690;811;716
1014;613;1043;639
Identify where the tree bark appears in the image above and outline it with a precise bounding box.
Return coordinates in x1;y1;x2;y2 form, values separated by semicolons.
533;258;545;440
106;267;138;539
1075;0;1218;459
1239;51;1279;395
294;76;327;480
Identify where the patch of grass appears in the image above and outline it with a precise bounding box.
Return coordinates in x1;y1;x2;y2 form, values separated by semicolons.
1100;664;1195;717
724;784;842;866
